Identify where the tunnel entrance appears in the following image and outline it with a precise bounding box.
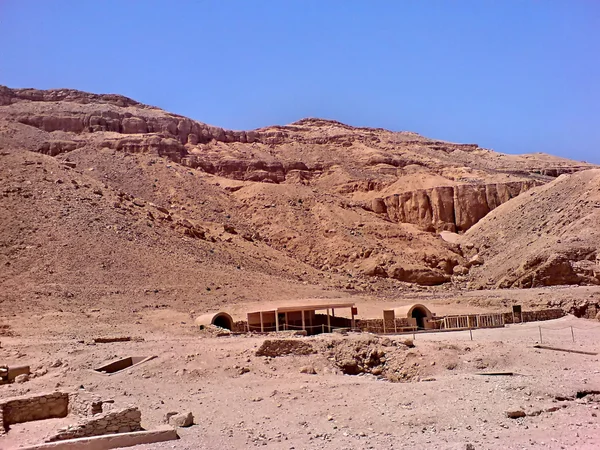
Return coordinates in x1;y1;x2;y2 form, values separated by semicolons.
212;313;233;330
411;307;428;330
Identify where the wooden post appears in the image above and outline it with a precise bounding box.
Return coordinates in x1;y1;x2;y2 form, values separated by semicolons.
469;328;473;341
301;310;306;332
327;308;331;333
332;308;335;318
539;326;542;344
275;311;279;332
571;326;575;343
260;312;264;333
321;324;325;334
351;309;355;330
284;312;288;331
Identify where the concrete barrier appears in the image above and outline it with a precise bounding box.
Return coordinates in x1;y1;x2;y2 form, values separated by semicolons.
18;427;178;450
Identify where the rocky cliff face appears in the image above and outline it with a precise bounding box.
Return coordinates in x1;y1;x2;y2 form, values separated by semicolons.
371;180;541;232
1;86;593;187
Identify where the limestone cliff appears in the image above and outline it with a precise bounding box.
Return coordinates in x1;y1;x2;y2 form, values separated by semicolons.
372;181;541;232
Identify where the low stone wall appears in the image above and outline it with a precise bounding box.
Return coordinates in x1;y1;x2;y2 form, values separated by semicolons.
503;308;565;324
1;392;69;432
356;318;412;334
232;321;248;332
68;393;104;417
46;407;142;442
20;427;178;450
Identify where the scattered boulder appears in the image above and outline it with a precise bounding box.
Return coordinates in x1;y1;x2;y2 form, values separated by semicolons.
362;262;388;278
505;410;526;419
168;412;194;428
299;365;317;375
15;373;29;383
337;359;360;375
34;367;48;378
164;411;178;423
453;265;469;276
467;254;484;268
223;224;237;234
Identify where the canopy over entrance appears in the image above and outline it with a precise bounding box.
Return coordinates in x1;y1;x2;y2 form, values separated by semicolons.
247;302;357;334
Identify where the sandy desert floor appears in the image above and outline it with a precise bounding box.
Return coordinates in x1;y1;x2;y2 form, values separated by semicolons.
1;313;600;450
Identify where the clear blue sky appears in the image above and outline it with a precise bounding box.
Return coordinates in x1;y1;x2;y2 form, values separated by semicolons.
1;1;598;163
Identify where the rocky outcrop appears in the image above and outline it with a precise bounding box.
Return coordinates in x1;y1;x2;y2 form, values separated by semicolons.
0;88;491;156
360;260;452;285
181;155;288;183
16;111;260;146
0;86;144;108
2;86;594;188
388;264;451;285
374;181;540;233
497;248;600;289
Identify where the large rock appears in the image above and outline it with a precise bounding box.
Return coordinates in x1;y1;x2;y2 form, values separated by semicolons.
121;117;148;134
168;412;194;428
506;410;526;419
388;264;450;285
361;261;388;278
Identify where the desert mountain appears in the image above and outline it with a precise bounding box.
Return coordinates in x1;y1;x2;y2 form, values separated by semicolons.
0;85;597;314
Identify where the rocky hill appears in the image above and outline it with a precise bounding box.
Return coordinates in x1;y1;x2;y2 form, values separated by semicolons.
0;85;597;312
464;169;600;289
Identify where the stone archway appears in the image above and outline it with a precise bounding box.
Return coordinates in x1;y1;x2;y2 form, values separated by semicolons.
212;313;233;330
411;306;429;330
393;304;434;330
194;312;234;331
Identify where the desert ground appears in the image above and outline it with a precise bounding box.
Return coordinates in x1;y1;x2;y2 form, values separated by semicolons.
2;290;600;449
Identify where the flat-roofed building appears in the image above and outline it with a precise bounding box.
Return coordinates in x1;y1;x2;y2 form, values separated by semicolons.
247;302;357;335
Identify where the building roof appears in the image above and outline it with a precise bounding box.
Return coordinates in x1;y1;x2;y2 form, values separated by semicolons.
248;302;355;314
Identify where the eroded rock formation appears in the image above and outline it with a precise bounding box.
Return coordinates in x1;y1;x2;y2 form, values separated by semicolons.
373;181;540;232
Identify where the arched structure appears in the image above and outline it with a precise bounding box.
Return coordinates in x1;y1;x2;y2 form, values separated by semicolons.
393;304;433;330
194;312;234;330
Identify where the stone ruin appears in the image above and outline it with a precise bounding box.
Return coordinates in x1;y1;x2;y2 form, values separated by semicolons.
0;390;141;442
46;407;142;441
0;392;69;434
